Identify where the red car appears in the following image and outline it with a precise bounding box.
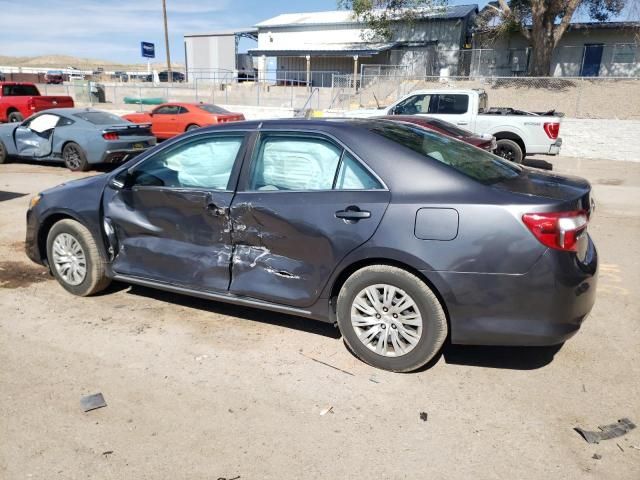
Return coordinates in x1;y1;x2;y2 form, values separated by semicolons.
123;103;245;140
377;115;497;152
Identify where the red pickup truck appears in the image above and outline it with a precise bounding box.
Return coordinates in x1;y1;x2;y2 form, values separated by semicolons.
0;82;74;123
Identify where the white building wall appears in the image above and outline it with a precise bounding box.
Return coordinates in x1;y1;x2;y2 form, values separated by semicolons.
185;35;237;82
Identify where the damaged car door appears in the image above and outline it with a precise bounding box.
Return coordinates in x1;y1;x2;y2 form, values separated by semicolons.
14;113;60;158
229;132;390;307
103;133;247;291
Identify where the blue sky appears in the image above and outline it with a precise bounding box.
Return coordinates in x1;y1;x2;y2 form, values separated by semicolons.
0;0;485;64
1;1;637;65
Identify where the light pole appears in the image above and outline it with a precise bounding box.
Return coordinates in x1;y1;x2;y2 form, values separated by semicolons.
162;0;172;82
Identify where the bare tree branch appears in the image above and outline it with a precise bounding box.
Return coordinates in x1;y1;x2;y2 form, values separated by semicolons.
554;0;584;45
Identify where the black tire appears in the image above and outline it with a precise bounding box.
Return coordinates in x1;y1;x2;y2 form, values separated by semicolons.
46;219;111;296
0;140;8;164
495;138;524;164
8;111;23;123
337;265;447;372
62;142;90;171
186;124;200;131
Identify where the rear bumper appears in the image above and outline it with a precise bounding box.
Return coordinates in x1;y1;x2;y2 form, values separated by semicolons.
548;138;563;155
424;235;598;346
101;148;149;164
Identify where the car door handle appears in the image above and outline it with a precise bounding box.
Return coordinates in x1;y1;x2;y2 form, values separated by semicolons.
205;200;228;216
456;122;469;125
335;207;371;220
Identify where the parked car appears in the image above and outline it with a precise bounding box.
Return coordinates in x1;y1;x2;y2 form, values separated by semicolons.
0;108;156;171
158;71;185;82
0;71;5;82
45;70;64;84
123;103;245;140
0;82;74;123
113;71;129;83
23;119;597;372
351;89;563;163
377;115;496;151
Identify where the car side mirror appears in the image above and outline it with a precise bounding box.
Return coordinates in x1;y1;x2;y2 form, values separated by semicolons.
108;169;132;190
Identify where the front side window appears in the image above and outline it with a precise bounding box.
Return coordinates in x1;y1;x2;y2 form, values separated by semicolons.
131;135;244;189
393;94;431;115
25;114;60;133
153;105;179;115
369;121;521;185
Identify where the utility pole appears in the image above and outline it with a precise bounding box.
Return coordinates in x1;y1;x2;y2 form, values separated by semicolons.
162;0;172;82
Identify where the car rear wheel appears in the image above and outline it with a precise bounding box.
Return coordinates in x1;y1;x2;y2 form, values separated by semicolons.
63;142;89;171
46;219;111;296
0;140;8;164
8;111;23;123
495;139;523;164
337;265;447;372
186;124;200;131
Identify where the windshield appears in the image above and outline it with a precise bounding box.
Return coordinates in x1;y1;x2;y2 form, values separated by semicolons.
368;121;521;185
197;104;231;115
73;111;125;125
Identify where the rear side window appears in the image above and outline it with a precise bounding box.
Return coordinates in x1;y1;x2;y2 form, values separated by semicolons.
73;111;123;125
369;121;521;185
2;84;40;96
433;94;469;114
250;136;341;191
248;135;383;191
336;152;382;190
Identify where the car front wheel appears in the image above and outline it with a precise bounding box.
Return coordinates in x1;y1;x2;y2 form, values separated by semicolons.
337;265;447;372
46;219;111;296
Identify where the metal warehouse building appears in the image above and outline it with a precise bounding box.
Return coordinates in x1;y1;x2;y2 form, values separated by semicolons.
184;5;478;85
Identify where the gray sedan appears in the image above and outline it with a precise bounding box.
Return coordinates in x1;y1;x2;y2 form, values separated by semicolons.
0;108;156;171
24;119;597;372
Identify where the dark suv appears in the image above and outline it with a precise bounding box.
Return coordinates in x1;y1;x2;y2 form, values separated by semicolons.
25;119;598;371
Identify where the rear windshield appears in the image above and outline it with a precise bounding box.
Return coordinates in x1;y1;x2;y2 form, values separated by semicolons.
368;121;521;184
73;111;124;125
2;84;40;96
423;118;473;138
197;104;231;115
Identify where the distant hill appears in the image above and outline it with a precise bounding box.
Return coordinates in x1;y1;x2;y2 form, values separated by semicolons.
0;54;183;69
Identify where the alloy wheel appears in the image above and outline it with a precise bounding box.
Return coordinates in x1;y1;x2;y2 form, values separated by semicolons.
64;146;82;170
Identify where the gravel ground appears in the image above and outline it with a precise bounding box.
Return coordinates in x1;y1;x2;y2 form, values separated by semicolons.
1;156;639;479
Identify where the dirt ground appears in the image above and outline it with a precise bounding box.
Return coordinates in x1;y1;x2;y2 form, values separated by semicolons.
1;157;639;480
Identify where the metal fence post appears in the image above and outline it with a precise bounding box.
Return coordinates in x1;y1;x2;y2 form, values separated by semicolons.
195;78;199;103
139;86;143;112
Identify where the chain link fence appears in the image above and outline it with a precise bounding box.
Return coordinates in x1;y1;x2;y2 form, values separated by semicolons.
329;74;640;119
32;72;640;120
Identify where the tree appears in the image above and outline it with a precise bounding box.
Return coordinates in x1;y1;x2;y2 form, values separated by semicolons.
482;0;626;76
337;0;446;40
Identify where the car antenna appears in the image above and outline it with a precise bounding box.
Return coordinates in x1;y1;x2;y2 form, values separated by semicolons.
258;122;263;130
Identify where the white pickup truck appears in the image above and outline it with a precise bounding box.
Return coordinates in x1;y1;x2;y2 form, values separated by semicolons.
350;89;563;163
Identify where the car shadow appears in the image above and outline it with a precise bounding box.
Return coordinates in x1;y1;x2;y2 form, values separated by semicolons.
118;282;341;339
7;158;119;173
440;343;564;370
523;158;554;170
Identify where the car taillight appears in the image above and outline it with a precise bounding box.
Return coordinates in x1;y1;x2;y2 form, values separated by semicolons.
102;132;119;140
543;122;560;140
522;210;588;252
